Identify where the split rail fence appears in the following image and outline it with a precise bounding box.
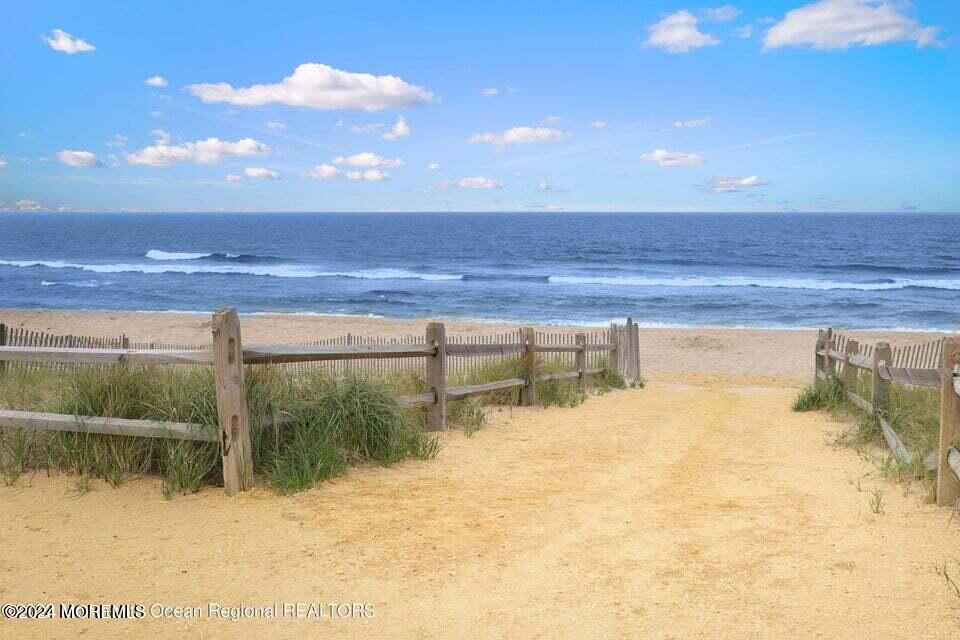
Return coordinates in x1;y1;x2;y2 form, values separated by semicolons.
0;312;642;496
814;328;960;506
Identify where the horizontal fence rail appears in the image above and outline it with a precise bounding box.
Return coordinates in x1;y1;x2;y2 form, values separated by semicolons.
0;314;643;497
815;328;960;507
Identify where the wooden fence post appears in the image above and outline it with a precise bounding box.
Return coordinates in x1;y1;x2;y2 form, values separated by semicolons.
842;339;859;389
521;327;537;406
424;322;447;432
624;318;635;383
936;337;960;507
608;323;619;377
814;330;826;384
632;321;641;382
0;323;6;375
823;335;836;378
212;308;253;496
575;333;587;395
872;341;891;415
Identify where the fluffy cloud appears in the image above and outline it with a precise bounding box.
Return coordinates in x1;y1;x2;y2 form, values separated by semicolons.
186;63;436;111
468;126;570;152
105;133;128;148
150;128;171;144
764;0;940;50
0;157;6;169
645;10;720;53
590;120;608;129
733;25;753;38
333;152;403;168
43;29;95;54
144;75;167;87
266;120;287;130
244;167;280;180
382;116;410;141
426;162;441;172
308;164;341;181
345;169;390;181
308;164;391;182
440;176;503;190
124;137;269;167
14;199;45;211
350;122;385;134
226;174;243;183
56;150;101;167
536;181;567;193
704;5;742;23
674;116;712;128
542;115;562;125
708;175;769;192
481;87;499;96
641;149;704;167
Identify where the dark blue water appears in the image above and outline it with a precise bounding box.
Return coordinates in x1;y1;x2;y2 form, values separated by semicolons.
1;212;958;330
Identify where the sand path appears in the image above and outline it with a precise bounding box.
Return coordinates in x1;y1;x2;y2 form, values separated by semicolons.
1;374;959;638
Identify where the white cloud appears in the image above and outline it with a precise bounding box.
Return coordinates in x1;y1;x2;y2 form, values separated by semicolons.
468;126;571;152
186;63;437;111
382;116;410;141
144;75;167;87
426;162;441;172
674;116;712;128
641;149;704;167
124;137;269;167
542;115;562;125
536;181;567;193
704;5;742;23
350;122;385;134
244;167;280;180
150;128;171;145
708;175;769;192
226;174;243;183
42;29;95;54
441;176;503;190
590;120;608;129
56;150;101;167
481;87;499;96
645;10;720;53
308;164;341;181
733;24;753;38
266;120;287;130
764;0;941;50
345;169;390;181
105;133;128;147
0;157;6;169
15;199;45;211
333;152;403;168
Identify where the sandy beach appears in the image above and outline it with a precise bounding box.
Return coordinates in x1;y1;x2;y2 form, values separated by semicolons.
1;310;959;638
0;309;950;380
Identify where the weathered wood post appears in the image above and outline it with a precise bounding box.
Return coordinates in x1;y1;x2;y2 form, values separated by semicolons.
608;323;620;378
575;333;587;395
424;322;447;432
936;337;960;507
624;317;636;383
842;339;859;390
872;341;891;415
823;335;836;378
0;323;6;375
814;330;826;384
521;327;537;406
632;321;641;382
211;308;253;496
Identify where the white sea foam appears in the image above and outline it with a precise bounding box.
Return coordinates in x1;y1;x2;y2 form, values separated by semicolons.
1;259;462;281
547;274;960;291
145;250;213;260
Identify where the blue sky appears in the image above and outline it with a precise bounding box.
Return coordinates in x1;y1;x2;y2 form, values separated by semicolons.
1;1;957;212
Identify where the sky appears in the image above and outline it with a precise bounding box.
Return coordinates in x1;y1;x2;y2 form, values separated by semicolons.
1;0;958;213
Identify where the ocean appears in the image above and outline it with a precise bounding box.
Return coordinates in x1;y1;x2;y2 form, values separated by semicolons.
1;212;957;330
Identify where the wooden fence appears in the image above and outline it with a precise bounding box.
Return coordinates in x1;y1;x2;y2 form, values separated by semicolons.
0;312;642;496
814;328;960;506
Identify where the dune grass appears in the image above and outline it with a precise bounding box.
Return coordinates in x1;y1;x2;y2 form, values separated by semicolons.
792;372;941;492
0;351;631;495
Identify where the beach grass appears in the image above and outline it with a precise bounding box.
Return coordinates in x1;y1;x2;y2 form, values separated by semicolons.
0;350;628;494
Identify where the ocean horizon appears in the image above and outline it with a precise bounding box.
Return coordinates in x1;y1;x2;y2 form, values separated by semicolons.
2;211;958;331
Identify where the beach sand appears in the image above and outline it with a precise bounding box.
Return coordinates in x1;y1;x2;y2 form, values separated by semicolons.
0;309;949;380
1;310;958;638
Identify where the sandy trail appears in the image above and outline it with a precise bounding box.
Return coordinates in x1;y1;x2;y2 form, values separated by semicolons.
2;374;959;638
